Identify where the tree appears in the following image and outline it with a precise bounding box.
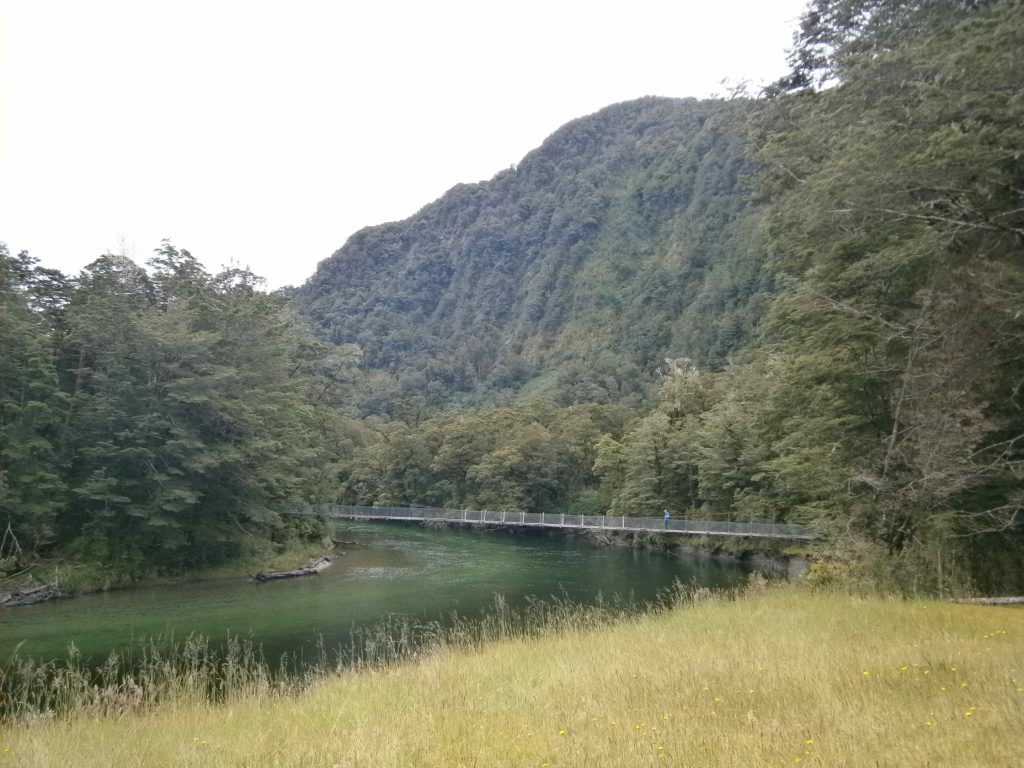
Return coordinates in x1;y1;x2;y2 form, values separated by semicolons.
754;2;1024;573
0;246;67;561
12;245;340;575
768;0;987;95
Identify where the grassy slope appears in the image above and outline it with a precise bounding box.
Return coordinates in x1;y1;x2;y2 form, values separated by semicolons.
3;590;1022;767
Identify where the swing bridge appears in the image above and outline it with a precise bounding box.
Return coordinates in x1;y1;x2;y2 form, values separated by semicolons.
288;505;818;541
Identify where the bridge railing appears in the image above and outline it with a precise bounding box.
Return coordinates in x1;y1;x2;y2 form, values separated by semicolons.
293;504;817;540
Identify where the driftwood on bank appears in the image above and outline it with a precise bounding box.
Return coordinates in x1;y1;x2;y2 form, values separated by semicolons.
0;582;64;609
249;555;336;583
951;596;1024;606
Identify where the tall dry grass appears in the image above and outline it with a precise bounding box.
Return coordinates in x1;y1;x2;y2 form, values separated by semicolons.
1;586;1022;766
1;591;640;722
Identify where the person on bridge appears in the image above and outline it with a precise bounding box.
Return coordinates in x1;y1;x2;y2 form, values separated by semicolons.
664;509;670;529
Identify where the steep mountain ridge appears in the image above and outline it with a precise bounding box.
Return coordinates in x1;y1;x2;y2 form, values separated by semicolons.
297;97;770;413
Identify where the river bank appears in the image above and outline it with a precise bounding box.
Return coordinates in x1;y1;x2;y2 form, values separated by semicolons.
2;521;742;668
415;517;814;578
2;517;809;612
584;528;812;578
2;586;1021;767
0;539;334;610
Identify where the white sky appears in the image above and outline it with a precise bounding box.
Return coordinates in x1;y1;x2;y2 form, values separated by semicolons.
1;0;807;289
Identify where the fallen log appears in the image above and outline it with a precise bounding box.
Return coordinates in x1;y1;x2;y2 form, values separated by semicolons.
951;596;1024;606
250;555;335;583
0;582;64;609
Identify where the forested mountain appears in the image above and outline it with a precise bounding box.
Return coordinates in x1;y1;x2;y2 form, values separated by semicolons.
3;0;1021;594
299;0;1023;593
297;97;772;413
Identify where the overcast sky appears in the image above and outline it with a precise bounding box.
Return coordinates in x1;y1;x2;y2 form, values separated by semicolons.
1;0;808;289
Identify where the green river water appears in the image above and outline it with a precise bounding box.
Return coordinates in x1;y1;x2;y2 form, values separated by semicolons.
0;522;754;667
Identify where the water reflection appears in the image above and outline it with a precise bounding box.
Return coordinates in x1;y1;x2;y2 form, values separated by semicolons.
1;521;755;665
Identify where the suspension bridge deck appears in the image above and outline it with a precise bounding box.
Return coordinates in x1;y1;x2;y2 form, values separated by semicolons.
290;505;817;541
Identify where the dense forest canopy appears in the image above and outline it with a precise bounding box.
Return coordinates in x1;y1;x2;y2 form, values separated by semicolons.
2;0;1021;592
0;243;336;577
296;97;772;415
299;0;1023;592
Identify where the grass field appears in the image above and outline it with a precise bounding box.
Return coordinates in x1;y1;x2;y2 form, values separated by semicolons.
2;588;1022;767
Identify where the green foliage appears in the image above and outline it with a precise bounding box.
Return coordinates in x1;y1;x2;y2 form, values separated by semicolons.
0;246;67;558
577;1;1023;590
769;0;987;94
331;3;1024;595
337;403;631;515
755;2;1024;557
4;3;1022;594
304;5;1023;593
0;242;338;577
297;97;773;415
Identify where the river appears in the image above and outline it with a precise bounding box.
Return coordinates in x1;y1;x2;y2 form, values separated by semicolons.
0;521;755;667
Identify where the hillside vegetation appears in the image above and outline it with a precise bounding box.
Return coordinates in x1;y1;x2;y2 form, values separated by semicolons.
2;0;1021;592
297;97;771;413
296;1;1024;593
